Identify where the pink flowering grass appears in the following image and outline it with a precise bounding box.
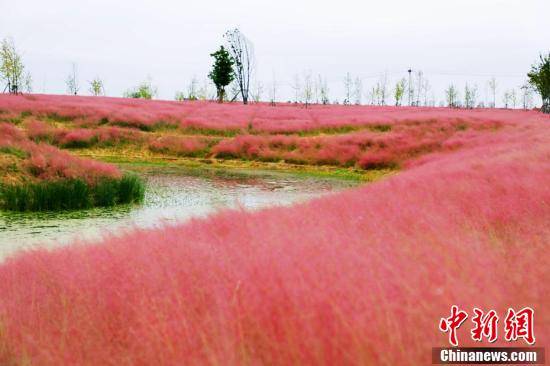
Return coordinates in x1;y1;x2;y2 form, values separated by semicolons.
25;143;121;182
149;135;214;157
25;119;145;148
0;94;546;135
3;94;548;171
0;122;122;184
0;115;548;364
209;120;495;168
0;123;147;211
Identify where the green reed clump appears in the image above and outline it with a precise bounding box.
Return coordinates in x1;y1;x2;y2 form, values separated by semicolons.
0;174;145;211
117;174;145;204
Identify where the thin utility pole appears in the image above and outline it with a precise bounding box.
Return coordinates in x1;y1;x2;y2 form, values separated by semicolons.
408;69;412;106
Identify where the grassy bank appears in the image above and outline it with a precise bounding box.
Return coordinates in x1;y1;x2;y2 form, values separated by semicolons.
75;146;394;182
0;174;144;211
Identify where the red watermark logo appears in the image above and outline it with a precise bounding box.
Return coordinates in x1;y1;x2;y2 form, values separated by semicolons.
435;306;542;364
439;306;536;346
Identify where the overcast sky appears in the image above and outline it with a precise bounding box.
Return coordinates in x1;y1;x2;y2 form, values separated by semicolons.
1;0;549;105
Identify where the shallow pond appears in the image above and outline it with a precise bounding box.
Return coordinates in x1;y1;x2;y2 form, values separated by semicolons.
0;170;356;261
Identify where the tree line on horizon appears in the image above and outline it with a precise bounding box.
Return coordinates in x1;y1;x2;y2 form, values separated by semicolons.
1;34;549;113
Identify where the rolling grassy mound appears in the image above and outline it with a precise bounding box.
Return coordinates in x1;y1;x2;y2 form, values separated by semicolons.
0;96;548;364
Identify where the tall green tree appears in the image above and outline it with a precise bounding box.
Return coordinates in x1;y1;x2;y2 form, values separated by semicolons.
527;53;550;113
208;46;234;103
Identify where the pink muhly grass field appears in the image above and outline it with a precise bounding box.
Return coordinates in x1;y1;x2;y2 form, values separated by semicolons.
3;94;549;171
25;119;144;148
0;115;548;364
0;93;546;134
0;122;122;183
149;135;213;157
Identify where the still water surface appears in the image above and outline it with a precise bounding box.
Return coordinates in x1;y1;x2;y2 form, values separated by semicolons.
0;172;354;261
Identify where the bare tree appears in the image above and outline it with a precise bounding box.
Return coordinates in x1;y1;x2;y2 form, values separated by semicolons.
353;77;363;105
302;71;313;108
376;73;388;105
224;28;254;105
415;71;423;106
229;80;241;102
269;72;277;106
368;86;378;105
174;91;186;101
251;80;263;103
510;89;517;108
22;72;32;93
427;91;437;107
394;78;406;106
502;90;511;109
313;75;320;104
411;70;431;106
187;76;199;100
343;72;353;105
1;37;25;94
318;75;329;105
66;63;79;95
520;83;534;110
291;74;301;103
198;78;213;101
445;84;459;108
89;77;104;96
464;83;478;109
487;77;497;108
470;84;478;108
422;79;431;106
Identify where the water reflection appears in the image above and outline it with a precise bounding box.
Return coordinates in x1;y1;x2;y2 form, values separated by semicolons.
0;173;354;260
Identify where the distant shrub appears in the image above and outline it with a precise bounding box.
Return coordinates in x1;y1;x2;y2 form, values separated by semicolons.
124;81;157;100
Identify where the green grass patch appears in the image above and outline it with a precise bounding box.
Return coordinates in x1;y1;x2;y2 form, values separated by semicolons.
0;146;29;159
369;124;392;132
45;112;75;123
0;174;145;211
179;126;241;137
61;138;99;149
248;124;392;137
